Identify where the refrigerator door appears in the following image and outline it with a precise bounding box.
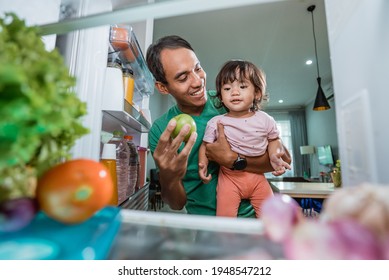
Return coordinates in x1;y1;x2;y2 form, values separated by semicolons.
56;0;112;161
55;1;153;209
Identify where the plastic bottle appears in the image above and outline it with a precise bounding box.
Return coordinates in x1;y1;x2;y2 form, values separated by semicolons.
108;130;130;205
123;68;135;105
137;147;147;188
124;135;139;197
100;143;118;206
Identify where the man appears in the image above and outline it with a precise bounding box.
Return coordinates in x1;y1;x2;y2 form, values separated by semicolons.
146;35;290;216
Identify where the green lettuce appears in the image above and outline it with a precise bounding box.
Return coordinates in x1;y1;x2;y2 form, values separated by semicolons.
0;13;89;201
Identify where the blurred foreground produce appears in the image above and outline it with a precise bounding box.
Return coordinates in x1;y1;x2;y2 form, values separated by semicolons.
322;183;389;240
261;194;302;243
0;197;37;232
36;159;114;224
261;184;389;259
0;13;88;231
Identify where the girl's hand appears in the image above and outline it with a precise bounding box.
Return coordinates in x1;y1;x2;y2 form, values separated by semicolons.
198;162;212;184
270;151;291;176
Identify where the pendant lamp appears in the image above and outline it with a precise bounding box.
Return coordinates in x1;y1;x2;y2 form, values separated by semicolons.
307;5;331;111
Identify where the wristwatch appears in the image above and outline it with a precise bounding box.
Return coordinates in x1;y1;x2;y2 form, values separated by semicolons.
231;154;247;170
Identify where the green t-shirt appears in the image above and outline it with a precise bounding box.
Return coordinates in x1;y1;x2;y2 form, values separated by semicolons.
148;91;255;217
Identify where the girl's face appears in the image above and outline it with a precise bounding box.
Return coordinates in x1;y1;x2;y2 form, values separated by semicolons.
221;75;261;118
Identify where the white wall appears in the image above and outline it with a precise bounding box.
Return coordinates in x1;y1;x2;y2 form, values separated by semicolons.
325;0;389;186
305;98;338;177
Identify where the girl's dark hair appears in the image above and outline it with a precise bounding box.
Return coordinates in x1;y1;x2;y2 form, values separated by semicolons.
146;35;194;85
214;60;266;111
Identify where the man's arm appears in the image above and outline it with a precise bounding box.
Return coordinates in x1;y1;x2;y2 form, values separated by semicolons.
205;122;291;173
151;119;197;209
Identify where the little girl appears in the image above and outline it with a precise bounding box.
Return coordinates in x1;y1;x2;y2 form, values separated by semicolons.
199;60;290;218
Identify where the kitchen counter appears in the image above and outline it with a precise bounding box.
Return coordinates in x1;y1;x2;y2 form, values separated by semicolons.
108;210;283;260
270;181;335;199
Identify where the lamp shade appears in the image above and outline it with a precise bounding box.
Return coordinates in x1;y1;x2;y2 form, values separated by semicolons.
313;77;331;111
300;145;315;155
308;5;331;112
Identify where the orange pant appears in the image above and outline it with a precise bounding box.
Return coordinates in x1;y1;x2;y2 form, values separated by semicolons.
216;166;273;218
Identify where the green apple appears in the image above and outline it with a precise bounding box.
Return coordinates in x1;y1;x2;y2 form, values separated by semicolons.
171;114;197;142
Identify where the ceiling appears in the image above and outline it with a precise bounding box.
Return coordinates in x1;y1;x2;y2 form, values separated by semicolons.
114;0;333;110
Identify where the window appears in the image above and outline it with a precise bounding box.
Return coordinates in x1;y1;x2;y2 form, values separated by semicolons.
266;119;295;178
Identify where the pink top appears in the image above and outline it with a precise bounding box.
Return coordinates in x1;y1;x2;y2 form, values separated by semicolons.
203;111;279;156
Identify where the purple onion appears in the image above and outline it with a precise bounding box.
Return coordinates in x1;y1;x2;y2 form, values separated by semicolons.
284;218;383;259
261;194;302;243
328;219;383;259
382;236;389;260
284;219;343;259
0;197;38;232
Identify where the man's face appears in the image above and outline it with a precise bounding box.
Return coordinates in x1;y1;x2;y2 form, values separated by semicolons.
158;47;207;115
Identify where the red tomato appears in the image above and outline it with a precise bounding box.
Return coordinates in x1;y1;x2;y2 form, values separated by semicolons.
36;159;114;224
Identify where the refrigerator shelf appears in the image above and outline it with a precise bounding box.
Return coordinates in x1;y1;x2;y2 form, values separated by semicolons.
103;99;151;133
109;24;155;101
108;210;283;260
119;182;150;211
0;207;121;260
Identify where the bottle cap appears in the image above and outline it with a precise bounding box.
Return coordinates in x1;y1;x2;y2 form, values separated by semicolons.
124;135;133;141
101;143;116;159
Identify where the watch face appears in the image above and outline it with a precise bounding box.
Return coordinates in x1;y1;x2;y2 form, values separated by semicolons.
233;158;247;170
